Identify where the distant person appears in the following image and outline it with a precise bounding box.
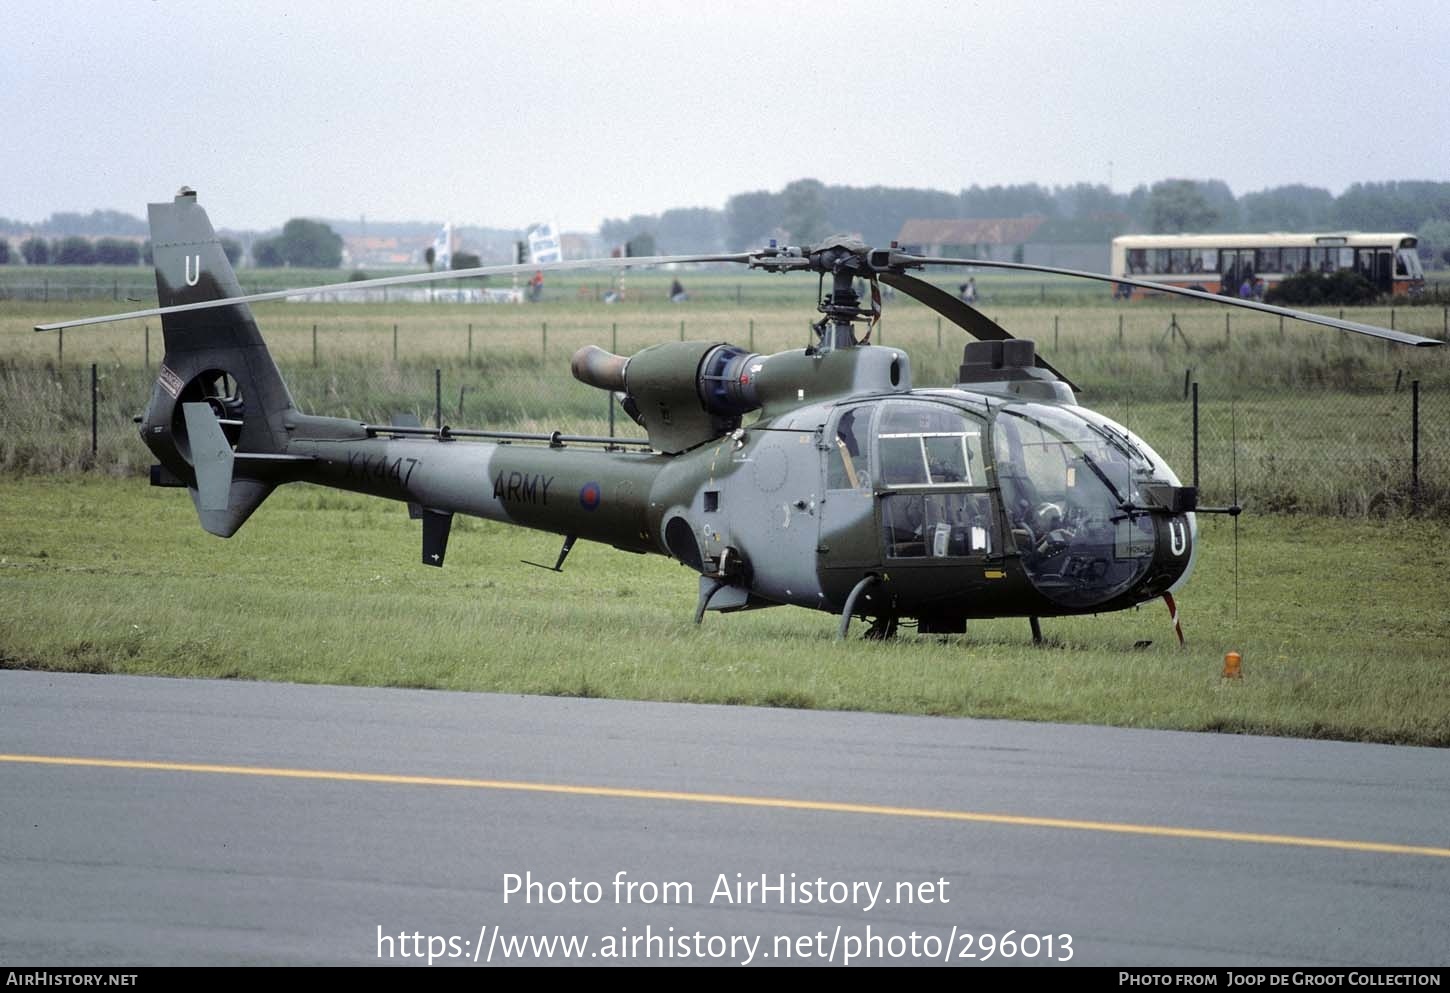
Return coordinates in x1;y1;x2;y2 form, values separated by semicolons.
669;278;688;303
1114;277;1132;300
1239;277;1254;299
528;270;544;302
958;277;978;304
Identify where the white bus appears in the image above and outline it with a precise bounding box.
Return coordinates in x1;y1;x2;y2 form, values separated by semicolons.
1110;232;1424;299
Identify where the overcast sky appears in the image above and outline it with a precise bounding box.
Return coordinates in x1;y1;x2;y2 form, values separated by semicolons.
5;0;1447;233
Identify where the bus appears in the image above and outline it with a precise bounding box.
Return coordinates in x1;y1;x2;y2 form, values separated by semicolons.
1109;232;1424;299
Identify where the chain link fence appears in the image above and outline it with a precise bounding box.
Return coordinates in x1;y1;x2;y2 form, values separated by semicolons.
1089;380;1442;517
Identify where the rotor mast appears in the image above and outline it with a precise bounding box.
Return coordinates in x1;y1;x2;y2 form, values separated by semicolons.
816;244;869;352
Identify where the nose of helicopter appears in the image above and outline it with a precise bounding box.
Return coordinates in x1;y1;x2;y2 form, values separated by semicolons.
992;401;1198;611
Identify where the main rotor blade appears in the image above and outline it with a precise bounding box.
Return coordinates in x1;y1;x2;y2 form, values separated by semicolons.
34;252;753;332
879;271;1082;393
878;270;1013;341
911;256;1443;348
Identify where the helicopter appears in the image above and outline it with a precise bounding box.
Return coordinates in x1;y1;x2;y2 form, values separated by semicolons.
37;189;1443;644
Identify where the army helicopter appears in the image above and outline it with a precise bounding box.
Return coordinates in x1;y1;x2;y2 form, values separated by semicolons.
38;189;1442;643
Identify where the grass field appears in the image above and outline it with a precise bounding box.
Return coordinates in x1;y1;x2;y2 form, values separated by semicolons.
0;477;1446;745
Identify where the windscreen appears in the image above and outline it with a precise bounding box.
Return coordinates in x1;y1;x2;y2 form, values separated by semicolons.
992;402;1161;608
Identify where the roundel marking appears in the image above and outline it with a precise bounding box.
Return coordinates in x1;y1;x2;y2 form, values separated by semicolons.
752;443;789;492
580;481;602;511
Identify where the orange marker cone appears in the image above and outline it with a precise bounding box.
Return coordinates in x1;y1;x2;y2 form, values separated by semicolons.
1223;651;1242;679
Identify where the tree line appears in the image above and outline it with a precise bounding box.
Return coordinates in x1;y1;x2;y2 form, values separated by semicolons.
0;235;244;267
601;178;1450;263
0;220;344;269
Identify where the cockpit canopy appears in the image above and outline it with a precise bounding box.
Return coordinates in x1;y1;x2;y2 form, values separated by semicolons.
993;401;1167;607
828;396;1187;609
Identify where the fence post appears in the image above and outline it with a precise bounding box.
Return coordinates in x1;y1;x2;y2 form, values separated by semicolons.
392;323;398;363
608;386;615;439
113;278;118;302
1225;313;1231;344
144;324;150;368
1390;308;1396;331
44;278;48;303
749;319;754;351
312;324;318;367
936;316;942;350
612;322;617;354
1053;315;1059;352
435;368;442;429
679;319;685;342
58;327;63;366
1191;381;1199;490
541;321;547;359
1411;379;1420;514
1118;314;1124;347
91;363;98;459
468;322;473;360
736;284;741;306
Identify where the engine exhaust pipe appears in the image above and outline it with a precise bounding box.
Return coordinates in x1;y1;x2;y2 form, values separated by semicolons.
570;345;629;392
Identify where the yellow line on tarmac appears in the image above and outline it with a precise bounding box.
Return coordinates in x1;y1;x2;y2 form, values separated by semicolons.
3;752;1448;859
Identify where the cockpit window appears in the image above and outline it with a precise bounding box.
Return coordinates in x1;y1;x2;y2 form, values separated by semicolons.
875;402;996;560
877;403;986;488
827;406;873;490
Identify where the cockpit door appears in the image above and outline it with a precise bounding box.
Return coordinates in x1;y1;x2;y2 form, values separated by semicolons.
817;405;880;569
873;401;1001;566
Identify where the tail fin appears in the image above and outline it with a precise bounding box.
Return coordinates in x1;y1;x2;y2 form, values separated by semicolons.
142;188;295;537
